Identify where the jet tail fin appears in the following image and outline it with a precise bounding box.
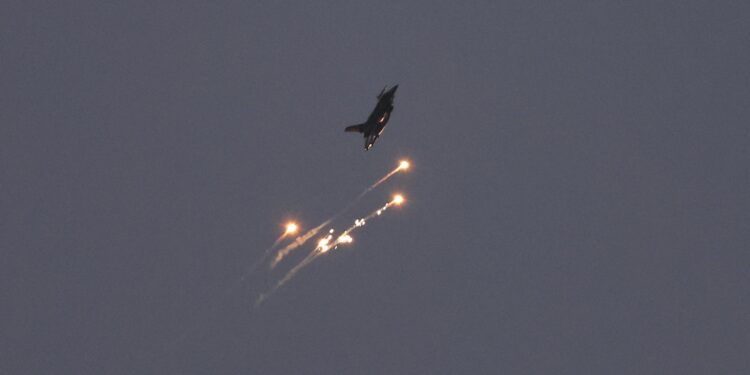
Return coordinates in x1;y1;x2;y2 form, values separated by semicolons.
345;123;365;133
377;85;387;99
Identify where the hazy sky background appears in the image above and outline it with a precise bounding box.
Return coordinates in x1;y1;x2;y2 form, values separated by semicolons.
2;1;749;373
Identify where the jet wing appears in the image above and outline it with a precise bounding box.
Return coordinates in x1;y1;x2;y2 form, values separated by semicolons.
345;123;366;133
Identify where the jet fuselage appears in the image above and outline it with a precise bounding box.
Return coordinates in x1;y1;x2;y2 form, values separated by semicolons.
344;85;398;150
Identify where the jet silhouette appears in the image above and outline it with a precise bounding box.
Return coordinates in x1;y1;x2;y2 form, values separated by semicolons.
345;85;398;150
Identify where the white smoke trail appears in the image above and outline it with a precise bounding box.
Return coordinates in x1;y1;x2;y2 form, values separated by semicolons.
270;220;330;269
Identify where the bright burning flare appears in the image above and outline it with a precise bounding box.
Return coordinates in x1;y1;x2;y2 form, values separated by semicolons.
392;194;405;205
398;160;410;171
338;234;353;244
285;222;299;235
317;235;334;253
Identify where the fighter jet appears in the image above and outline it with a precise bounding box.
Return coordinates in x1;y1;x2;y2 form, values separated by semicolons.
344;85;398;150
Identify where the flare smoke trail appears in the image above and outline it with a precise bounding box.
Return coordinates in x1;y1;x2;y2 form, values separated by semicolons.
360;160;409;199
256;245;323;306
240;233;285;282
239;222;299;282
255;195;405;307
270;220;330;268
269;160;409;269
328;194;403;249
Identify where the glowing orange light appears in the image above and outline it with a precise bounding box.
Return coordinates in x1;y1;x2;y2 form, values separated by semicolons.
392;194;405;205
285;222;299;234
398;160;410;171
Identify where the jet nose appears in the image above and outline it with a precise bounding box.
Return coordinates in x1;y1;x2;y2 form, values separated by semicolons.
390;84;398;93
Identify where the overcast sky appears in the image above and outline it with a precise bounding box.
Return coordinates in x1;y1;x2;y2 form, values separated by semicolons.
2;1;749;374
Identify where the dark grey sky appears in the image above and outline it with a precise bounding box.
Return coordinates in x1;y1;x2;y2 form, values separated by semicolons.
2;1;749;374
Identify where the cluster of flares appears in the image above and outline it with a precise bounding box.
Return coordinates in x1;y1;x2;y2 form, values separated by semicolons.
268;159;410;269
162;159;411;353
256;193;406;306
249;159;411;307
